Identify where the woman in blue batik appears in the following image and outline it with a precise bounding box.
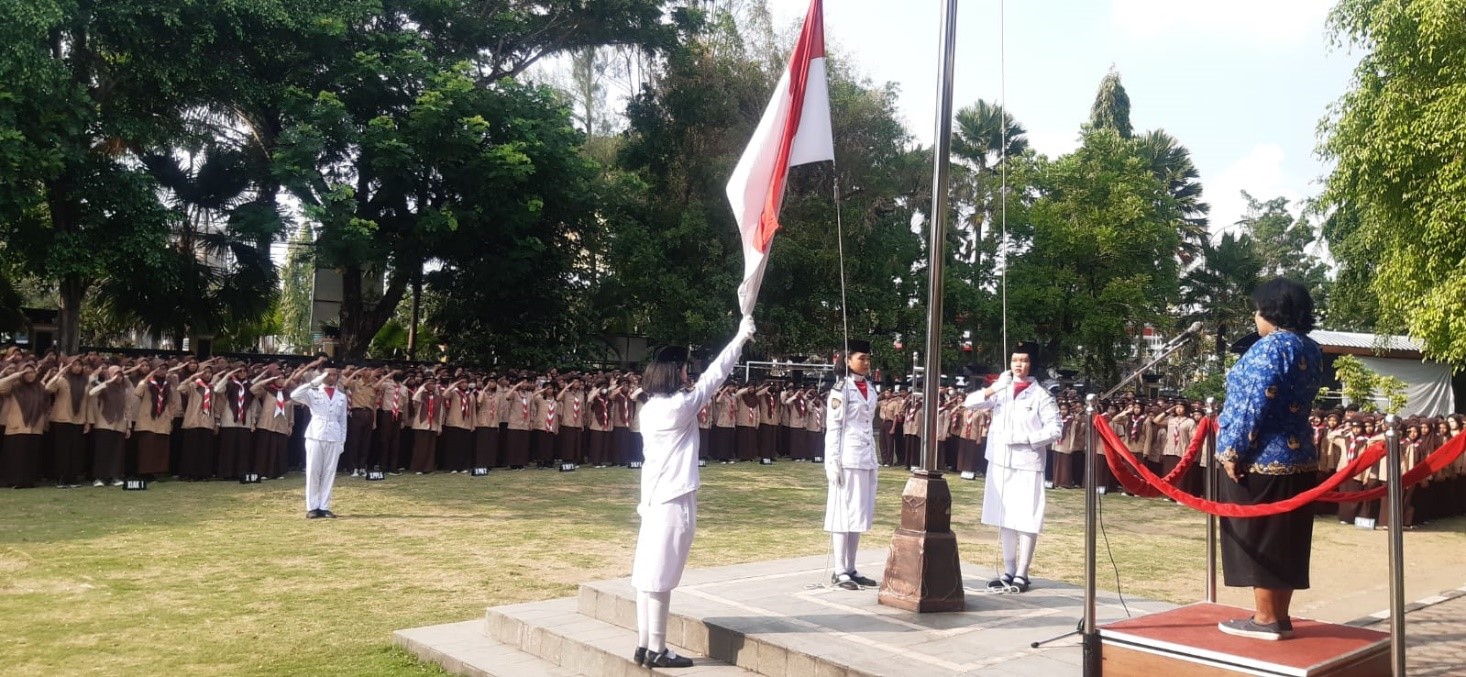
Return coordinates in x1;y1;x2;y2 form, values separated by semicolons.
1215;278;1323;641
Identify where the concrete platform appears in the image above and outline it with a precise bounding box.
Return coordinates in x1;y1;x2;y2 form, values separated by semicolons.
396;550;1176;676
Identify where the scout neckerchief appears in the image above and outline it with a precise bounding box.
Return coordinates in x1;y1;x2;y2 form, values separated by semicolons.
194;378;213;414
698;403;709;425
593;392;609;428
458;388;470;420
271;384;287;417
726;393;736;422
795;394;807;417
230;377;250;422
572;393;581;425
764;391;777;417
426;386;438;425
148;377;168;417
854;378;868;399
391;383;402;420
1129;414;1144;441
544;399;557;430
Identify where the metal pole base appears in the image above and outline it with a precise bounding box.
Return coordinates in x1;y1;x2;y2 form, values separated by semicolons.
877;470;965;613
1082;629;1103;677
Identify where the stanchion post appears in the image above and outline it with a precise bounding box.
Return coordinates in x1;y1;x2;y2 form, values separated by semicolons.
1204;396;1218;603
1384;414;1405;676
1083;393;1100;676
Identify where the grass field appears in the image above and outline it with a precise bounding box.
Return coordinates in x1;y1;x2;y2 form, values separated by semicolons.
2;462;1463;676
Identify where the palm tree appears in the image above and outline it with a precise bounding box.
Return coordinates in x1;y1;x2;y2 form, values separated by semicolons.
1180;232;1262;362
953;100;1029;172
100;145;282;346
1137;129;1209;262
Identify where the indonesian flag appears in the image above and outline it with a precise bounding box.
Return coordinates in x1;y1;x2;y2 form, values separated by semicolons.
725;0;835;316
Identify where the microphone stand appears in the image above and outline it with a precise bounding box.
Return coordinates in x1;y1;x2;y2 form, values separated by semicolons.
1030;331;1202;670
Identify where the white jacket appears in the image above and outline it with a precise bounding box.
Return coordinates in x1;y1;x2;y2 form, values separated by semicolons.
824;376;877;470
963;379;1061;472
638;334;749;505
290;381;350;443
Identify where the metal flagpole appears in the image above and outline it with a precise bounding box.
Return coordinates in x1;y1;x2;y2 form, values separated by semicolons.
919;0;958;473
1384;414;1406;676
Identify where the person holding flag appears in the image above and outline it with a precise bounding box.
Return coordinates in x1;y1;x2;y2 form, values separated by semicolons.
631;316;756;669
824;340;880;590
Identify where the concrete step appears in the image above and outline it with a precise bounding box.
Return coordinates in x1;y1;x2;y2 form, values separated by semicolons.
392;619;579;677
486;596;758;677
577;579;866;676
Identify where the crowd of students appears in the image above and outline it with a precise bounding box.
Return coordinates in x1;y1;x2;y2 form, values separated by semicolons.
3;346;1463;532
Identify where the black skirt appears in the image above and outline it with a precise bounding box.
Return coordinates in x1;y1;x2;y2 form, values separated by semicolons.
1220;471;1318;590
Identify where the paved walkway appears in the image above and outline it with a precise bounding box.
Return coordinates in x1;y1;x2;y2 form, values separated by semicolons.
1384;584;1466;677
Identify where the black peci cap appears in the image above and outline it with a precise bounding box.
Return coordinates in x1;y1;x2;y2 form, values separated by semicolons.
845;339;872;355
654;346;689;364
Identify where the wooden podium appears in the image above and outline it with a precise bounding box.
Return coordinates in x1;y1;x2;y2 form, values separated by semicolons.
1098;603;1390;677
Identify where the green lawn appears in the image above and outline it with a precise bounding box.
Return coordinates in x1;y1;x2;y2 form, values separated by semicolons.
1;462;1461;675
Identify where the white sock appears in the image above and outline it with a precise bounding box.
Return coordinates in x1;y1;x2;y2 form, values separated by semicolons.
844;532;860;573
832;533;850;574
1014;531;1038;580
636;591;650;648
647;590;671;654
999;528;1018;577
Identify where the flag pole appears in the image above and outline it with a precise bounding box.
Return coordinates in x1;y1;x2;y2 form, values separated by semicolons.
876;0;964;614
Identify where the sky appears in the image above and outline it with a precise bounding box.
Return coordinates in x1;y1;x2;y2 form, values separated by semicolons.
764;0;1361;237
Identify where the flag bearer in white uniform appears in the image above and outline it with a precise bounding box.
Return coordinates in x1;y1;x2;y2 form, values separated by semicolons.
823;339;880;590
291;362;350;519
631;316;755;669
962;342;1061;592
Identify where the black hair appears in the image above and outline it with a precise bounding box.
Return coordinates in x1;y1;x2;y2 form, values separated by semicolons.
1251;277;1316;333
641;360;684;396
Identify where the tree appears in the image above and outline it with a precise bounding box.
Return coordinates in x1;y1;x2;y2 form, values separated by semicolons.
1089;69;1133;139
1011;127;1184;382
1136;130;1208;260
1322;0;1466;364
1180;232;1263;361
278;223;316;353
1333;354;1408;414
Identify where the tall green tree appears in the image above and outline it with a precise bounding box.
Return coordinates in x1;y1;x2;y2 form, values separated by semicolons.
1234;191;1330;315
1322;0;1466;363
1180;232;1263;361
1089;69;1133;139
1011;127;1183;382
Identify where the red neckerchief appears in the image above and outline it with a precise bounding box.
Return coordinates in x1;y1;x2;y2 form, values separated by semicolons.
593;394;609;427
572;395;581;423
795;396;807;416
764;392;777;416
148;377;168;417
617;395;629;425
855;380;868;399
194;378;213;414
391;384;401;420
1170;418;1183;446
544;400;557;429
231;378;249;420
459;389;470;420
324;386;335;401
698;404;709;424
427;387;438;424
270;385;286;417
1012;381;1032;398
1129;415;1144;440
727;395;736;421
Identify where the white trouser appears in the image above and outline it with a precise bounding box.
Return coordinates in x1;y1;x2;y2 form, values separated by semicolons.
305;439;344;511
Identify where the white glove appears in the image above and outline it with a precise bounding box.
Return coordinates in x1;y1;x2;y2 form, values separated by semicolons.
826;460;844;487
737;315;756;342
310;372;328;387
990;370;1013;392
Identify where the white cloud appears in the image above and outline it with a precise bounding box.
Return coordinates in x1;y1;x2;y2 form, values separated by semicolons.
1111;0;1334;44
1207;143;1305;237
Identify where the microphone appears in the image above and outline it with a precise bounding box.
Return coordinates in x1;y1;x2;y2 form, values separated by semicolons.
1160;322;1205;350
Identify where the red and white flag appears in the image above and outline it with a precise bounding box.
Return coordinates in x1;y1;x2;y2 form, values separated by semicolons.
725;0;834;317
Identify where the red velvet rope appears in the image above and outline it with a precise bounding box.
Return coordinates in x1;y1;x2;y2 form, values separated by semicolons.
1092;414;1466;517
1095;414;1214;498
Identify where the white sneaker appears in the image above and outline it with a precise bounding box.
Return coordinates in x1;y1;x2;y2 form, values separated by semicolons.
111;480;124;486
94;479;106;487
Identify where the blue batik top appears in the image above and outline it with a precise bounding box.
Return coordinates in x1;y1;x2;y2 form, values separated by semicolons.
1216;330;1323;475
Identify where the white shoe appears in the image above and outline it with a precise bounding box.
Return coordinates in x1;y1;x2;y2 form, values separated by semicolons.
111;479;124;486
94;479;106;487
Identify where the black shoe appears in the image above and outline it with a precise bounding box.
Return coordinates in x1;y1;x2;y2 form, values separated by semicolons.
849;571;879;587
1278;617;1295;639
832;573;860;591
321;510;337;518
633;647;646;665
1217;616;1285;641
987;573;1014;590
1011;575;1031;593
306;510;322;519
644;649;693;668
